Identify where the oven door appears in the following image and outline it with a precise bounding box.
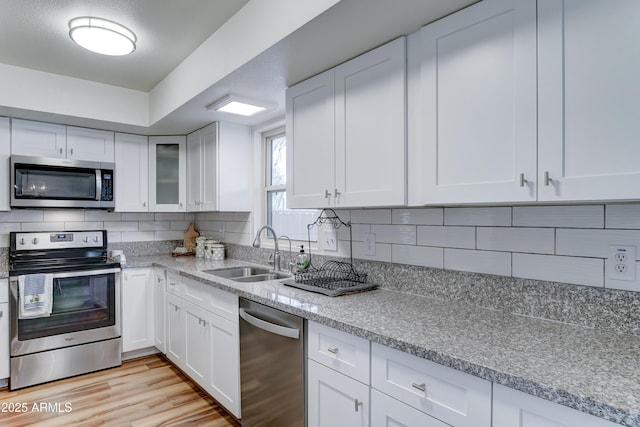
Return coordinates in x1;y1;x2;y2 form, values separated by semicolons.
9;267;121;357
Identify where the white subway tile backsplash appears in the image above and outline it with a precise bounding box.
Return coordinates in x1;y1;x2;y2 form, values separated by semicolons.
392;208;443;225
104;221;139;232
513;205;604;228
371;224;416;245
121;231;154;242
444;207;512;226
170;220;192;231
0;210;43;222
513;253;603;287
121;212;155;221
65;221;104;231
393;244;443;268
139;221;170;231
43;209;85;222
352;241;392;262
477;227;554;254
417;226;475;249
444;249;511;276
155;230;183;241
605;204;640;229
351;209;392;224
85;210;122;221
22;222;65;231
0;223;20;233
556;229;640;259
154;213;194;221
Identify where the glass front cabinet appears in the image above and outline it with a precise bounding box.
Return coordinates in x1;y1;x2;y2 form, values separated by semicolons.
149;136;186;212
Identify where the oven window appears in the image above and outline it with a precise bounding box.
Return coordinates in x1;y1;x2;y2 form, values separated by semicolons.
18;273;116;340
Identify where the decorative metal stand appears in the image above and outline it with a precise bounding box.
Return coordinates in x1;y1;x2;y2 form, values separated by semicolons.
283;209;376;297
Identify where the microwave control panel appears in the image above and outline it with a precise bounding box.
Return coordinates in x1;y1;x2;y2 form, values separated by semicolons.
101;171;114;201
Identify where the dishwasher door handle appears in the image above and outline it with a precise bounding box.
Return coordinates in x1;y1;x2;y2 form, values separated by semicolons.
239;308;300;339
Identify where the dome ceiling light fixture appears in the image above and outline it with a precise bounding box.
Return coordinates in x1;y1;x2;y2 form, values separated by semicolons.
69;17;137;56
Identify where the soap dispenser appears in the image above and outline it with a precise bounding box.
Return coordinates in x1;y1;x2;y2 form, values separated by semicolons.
296;245;310;272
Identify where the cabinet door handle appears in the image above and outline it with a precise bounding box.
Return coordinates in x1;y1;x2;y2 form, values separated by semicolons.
142;201;146;208
327;347;339;354
334;188;341;198
324;190;331;199
0;310;3;318
412;382;426;392
70;148;74;156
174;305;179;311
354;399;363;412
59;147;63;155
544;171;552;186
519;173;527;187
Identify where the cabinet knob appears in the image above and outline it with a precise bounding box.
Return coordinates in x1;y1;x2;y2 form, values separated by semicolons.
411;382;426;392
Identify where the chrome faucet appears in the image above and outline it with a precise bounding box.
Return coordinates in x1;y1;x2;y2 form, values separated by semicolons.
252;225;281;271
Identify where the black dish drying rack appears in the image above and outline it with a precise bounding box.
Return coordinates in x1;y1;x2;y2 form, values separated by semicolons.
282;209;377;297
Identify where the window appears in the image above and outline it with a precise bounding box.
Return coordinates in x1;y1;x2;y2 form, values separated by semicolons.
265;128;317;242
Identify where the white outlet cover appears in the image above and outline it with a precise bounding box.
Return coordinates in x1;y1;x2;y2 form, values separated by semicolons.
607;245;636;281
324;230;338;251
364;233;376;256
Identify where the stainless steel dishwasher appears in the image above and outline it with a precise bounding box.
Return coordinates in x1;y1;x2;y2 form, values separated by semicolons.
239;298;305;427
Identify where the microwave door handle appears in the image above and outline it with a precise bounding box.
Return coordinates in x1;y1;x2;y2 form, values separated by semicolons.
95;169;102;201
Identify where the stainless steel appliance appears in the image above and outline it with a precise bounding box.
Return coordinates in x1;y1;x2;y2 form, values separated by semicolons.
8;230;121;390
239;298;305;427
10;155;115;209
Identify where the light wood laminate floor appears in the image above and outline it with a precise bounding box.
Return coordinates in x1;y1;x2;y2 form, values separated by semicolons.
0;354;241;427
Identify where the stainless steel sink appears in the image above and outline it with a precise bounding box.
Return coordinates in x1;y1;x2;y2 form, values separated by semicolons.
202;266;289;282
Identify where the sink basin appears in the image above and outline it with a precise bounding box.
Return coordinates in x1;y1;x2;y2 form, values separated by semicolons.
232;272;290;282
202;267;289;282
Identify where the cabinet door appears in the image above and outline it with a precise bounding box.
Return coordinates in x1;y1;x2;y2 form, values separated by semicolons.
335;37;407;207
308;359;369;427
149;136;186;212
153;269;166;353
493;384;620;427
0;118;9;211
10;119;66;158
199;123;219;211
0;301;8;379
286;69;335;208
121;269;154;353
538;0;640;201
206;312;240;418
166;293;185;366
186;128;204;211
371;389;448;427
218;122;251;211
66;126;114;162
411;0;537;204
115;132;148;212
183;302;209;385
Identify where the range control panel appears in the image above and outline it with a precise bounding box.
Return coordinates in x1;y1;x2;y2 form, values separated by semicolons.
12;231;105;251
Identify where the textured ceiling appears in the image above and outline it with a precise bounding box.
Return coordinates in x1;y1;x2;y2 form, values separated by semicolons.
0;0;249;91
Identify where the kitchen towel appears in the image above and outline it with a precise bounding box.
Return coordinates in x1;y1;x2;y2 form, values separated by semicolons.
18;274;54;319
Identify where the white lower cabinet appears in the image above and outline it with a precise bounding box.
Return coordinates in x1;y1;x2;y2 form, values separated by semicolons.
493;384;620;427
121;268;154;353
0;278;9;380
371;389;448;427
163;273;240;418
371;343;492;427
308;359;370;427
153;269;166;353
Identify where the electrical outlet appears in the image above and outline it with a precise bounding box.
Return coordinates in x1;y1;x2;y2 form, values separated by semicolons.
324;230;338;251
364;233;376;256
607;245;636;281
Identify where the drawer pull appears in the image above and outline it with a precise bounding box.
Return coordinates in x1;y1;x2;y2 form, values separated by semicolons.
354;399;363;412
327;347;339;355
412;382;426;392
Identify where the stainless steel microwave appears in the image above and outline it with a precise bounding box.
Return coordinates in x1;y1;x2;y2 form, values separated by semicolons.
10;155;115;209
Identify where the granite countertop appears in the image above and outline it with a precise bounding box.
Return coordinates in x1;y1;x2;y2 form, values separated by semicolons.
128;256;640;425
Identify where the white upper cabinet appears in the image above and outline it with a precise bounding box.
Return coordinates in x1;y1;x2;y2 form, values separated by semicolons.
187;122;251;212
409;0;537;205
0;118;9;211
66;126;115;162
149;136;186;212
11;120;114;162
537;0;640;202
115;132;149;212
287;37;406;209
11;119;67;158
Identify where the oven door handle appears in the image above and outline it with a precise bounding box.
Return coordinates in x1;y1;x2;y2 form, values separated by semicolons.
47;268;121;280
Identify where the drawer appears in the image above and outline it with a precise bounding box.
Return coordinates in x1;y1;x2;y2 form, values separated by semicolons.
166;271;184;296
371;342;491;427
308;321;370;384
0;279;7;304
371;389;448;427
183;276;207;307
205;286;238;323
